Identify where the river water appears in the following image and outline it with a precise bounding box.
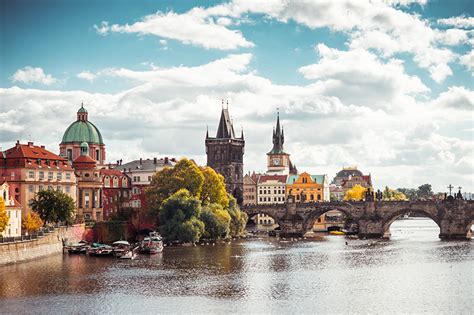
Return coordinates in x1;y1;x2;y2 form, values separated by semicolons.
0;219;472;314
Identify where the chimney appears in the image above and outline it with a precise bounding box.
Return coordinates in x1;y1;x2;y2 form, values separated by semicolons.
164;157;169;164
28;141;34;147
16;140;20;147
40;145;45;149
139;158;142;164
154;157;157;164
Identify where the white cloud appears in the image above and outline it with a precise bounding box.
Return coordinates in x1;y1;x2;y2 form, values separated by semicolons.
459;50;474;71
10;67;57;85
94;9;254;50
77;71;97;82
438;15;474;29
431;86;474;111
298;44;429;108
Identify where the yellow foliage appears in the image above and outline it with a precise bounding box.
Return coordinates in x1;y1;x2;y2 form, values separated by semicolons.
343;185;367;201
23;211;43;233
0;196;9;233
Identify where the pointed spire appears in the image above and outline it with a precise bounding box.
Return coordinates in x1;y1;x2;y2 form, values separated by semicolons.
268;109;285;154
216;104;235;139
206;125;209;139
240;125;244;139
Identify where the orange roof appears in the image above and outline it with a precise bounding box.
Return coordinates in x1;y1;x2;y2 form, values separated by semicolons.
258;175;287;184
1;142;72;170
100;168;125;177
73;154;97;170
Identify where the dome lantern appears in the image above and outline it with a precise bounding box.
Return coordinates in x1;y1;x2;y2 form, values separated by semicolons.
77;103;88;122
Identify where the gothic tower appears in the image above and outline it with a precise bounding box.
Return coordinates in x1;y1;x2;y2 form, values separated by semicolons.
267;111;297;175
206;104;245;204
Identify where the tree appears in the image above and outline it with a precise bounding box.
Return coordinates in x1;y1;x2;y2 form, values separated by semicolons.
343;185;366;201
147;158;204;211
382;186;407;201
226;195;248;237
29;190;75;224
417;184;433;199
22;212;43;233
200;203;231;240
396;188;417;200
0;196;9;234
200;167;229;208
159;189;204;243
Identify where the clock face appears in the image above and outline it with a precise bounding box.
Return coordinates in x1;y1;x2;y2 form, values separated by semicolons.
273;158;280;165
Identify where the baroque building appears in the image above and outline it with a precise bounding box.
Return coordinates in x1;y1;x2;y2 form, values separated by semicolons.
267;112;297;175
206;106;245;204
60;104;106;165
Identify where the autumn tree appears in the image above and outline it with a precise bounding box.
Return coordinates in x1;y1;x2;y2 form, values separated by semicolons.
29;190;75;224
343;185;367;201
159;189;204;243
0;196;9;234
147;158;204;211
22;212;43;233
200;166;229;208
382;187;407;201
227;195;248;237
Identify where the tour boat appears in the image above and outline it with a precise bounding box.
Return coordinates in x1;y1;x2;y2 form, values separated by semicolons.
139;232;164;254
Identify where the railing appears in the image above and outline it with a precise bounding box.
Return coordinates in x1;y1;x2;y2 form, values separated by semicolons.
0;223;65;244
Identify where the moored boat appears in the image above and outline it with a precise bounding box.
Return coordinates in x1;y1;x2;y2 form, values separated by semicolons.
66;240;88;254
139;232;164;254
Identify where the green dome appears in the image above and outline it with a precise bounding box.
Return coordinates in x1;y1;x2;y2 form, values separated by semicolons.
61;121;104;144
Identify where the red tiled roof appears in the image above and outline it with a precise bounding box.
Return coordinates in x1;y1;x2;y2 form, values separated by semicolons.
1;142;72;170
100;168;125;177
258;175;288;184
73;155;97;170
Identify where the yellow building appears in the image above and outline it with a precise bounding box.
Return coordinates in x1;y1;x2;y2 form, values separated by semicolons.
286;172;330;202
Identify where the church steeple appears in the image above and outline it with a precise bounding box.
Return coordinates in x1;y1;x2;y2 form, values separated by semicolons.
268;111;285;154
216;107;236;139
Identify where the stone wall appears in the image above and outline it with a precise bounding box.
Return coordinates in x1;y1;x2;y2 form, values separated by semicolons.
0;224;85;266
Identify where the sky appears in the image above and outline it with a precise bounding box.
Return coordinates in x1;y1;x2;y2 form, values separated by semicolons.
0;0;473;193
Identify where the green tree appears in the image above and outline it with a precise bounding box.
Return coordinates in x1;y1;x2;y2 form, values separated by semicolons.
159;189;204;243
200;167;229;208
417;184;433;199
200;203;231;240
29;190;75;224
226;195;248;237
0;196;9;233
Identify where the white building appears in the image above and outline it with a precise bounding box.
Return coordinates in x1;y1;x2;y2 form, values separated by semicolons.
0;180;22;237
254;174;287;230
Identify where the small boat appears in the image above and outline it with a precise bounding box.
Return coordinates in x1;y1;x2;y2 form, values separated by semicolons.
113;240;133;258
329;230;346;235
120;246;139;260
139;232;164;254
67;240;88;254
88;243;114;256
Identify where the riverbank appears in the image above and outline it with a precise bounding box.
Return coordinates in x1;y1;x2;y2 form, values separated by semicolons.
0;225;85;266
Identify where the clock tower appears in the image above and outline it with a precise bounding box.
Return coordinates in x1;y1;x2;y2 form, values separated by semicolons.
267;112;297;175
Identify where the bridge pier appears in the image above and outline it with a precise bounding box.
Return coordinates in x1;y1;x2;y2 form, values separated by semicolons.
439;219;472;240
357;218;385;239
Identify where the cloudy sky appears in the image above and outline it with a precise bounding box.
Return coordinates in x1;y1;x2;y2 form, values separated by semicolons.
1;0;473;192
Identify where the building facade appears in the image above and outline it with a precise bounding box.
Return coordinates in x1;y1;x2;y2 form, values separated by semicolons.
286;172;330;202
266;112;297;175
257;175;287;204
0;141;77;214
73;142;103;221
205;106;245;204
243;173;258;206
60;105;106;165
101;168;132;220
0;180;22;237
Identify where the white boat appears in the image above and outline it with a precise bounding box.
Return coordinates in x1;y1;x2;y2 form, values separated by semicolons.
139;232;164;254
120;246;138;260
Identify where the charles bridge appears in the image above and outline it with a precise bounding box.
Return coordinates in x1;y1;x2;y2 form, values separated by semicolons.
242;199;474;239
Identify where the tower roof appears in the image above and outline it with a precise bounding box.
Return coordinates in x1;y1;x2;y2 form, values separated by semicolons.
216;108;235;139
268;111;286;154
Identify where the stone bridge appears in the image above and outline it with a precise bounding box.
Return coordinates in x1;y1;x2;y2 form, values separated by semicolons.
242;200;474;239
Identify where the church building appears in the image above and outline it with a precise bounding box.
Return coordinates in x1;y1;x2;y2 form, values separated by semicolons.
205;104;245;204
266;112;297;175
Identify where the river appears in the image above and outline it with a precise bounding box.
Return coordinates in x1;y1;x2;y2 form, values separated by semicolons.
0;219;472;314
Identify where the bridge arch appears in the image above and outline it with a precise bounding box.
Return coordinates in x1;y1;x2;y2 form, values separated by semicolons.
382;208;440;237
302;203;357;232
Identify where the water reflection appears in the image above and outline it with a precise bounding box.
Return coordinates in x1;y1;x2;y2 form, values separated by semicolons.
0;219;472;314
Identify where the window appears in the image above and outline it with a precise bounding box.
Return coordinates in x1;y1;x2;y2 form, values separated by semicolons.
148;176;152;181
39;171;44;180
318;194;321;200
39;185;44;191
66;173;71;180
113;177;118;187
57;172;62;181
48;172;53;180
67;149;72;161
310;194;314;201
48;185;53;190
96;149;100;161
28;171;34;179
104;177;110;188
28;185;34;193
66;186;71;193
